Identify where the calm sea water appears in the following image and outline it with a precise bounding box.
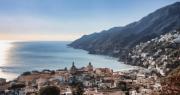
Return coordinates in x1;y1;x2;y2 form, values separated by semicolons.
0;41;134;81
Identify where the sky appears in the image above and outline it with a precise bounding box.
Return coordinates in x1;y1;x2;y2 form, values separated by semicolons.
0;0;179;41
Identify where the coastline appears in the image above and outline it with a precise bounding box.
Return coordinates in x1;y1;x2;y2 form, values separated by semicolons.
0;41;136;81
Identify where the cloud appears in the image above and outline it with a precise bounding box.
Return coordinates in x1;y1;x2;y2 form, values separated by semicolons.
0;15;123;40
0;15;86;40
0;15;60;34
0;33;80;41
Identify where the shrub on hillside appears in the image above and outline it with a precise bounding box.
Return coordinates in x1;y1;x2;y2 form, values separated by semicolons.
38;86;60;95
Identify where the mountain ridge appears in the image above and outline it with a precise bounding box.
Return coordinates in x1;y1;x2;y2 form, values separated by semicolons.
69;2;180;58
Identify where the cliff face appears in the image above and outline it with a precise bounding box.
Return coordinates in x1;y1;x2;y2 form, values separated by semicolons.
69;2;180;57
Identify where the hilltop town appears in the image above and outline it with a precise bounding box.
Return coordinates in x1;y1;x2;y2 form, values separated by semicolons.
125;30;180;76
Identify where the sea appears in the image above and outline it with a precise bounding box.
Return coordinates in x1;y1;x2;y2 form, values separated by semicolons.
0;41;134;81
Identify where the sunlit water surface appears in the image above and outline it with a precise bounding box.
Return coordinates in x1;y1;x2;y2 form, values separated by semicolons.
0;41;134;81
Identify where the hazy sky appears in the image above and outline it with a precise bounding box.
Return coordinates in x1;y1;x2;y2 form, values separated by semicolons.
0;0;179;41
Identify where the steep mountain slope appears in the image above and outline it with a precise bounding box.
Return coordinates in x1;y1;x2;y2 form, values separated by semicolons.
161;66;180;94
69;2;180;57
126;30;180;75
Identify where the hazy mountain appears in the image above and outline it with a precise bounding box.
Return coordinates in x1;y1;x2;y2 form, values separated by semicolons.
69;2;180;57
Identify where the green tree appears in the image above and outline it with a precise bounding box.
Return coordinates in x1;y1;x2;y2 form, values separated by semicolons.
118;81;127;91
71;82;84;95
38;86;60;95
75;84;84;95
21;71;31;76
